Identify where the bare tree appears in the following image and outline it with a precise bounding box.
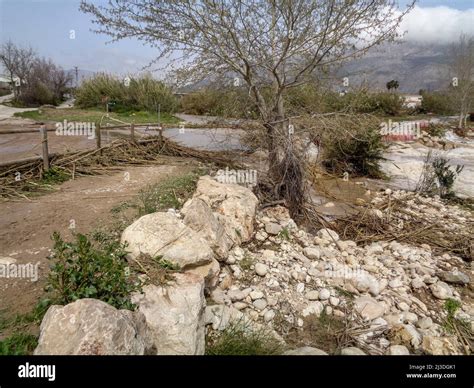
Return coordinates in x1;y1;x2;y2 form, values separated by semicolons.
0;40;17;95
448;34;474;129
80;0;414;214
0;40;36;99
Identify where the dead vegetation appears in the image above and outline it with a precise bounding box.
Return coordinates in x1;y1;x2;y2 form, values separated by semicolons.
129;253;181;286
0;137;239;199
330;193;473;262
284;306;390;355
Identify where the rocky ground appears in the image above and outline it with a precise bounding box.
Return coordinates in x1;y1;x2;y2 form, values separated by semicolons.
212;196;473;355
33;175;473;356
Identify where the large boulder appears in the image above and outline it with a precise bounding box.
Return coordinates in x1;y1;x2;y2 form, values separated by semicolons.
181;197;234;259
189;176;258;245
131;273;206;355
34;299;148;355
121;212;214;269
185;257;221;289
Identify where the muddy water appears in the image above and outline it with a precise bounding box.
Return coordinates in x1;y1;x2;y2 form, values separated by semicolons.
163;127;247;151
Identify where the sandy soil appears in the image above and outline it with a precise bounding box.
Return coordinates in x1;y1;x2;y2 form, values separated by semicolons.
0;160;197;318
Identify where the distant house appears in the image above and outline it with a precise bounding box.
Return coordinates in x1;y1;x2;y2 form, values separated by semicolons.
402;94;423;109
0;75;13;90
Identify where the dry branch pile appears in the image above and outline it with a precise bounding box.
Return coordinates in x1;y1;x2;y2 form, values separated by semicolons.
0;137;238;199
331;190;474;262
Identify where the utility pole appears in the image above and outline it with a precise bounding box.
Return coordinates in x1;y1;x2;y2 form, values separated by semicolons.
74;66;79;88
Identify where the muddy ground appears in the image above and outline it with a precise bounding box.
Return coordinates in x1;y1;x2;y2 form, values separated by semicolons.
0;159;198;320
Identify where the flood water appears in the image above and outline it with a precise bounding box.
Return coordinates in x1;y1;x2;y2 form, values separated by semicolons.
162;127;247;151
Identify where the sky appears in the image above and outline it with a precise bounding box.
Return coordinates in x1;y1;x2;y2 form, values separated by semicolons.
0;0;473;77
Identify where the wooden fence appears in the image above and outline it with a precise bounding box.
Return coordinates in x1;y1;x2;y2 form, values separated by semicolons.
0;122;163;170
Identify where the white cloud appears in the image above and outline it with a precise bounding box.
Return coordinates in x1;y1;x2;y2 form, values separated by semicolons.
399;6;474;44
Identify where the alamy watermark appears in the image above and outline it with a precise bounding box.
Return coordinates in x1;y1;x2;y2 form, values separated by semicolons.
215;167;257;187
55;120;95;139
380;119;422;141
0;262;40;282
323;265;368;279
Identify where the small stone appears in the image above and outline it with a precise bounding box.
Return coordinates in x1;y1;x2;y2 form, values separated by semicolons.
283;347;328;356
265;222;282;236
401;312;418;324
317;228;340;242
389;278;404;288
387;345;410;355
318;288;330;300
253;299;268;311
417;317;433;330
397;302;410;311
438;270;470;285
351;274;380;296
329;297;340;306
341;347;366;355
354;296;385;321
384;314;403;327
210;288;226;304
264;310;275;322
296;283;305;293
255;263;268;277
250;290;264;300
233;302;247;310
306;291;319;300
227;289;246;301
267;296;278;306
302;302;324;317
411;278;424;289
303;247;321;260
430;282;453;300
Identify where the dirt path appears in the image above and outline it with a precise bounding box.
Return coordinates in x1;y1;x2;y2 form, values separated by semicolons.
0;158;197;317
0;94;37;120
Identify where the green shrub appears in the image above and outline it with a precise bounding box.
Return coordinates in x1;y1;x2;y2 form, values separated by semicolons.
75;73;178;113
286;88;403;116
319;115;388;177
41;167;70;185
416;151;464;198
371;92;404;116
419;91;454;115
180;87;258;118
137;170;206;215
21;81;56;106
432;157;464;198
444;298;461;318
46;232;138;310
239;254;255;271
0;333;38;355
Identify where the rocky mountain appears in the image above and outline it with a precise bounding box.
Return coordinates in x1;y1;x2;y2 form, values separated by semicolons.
338;41;452;93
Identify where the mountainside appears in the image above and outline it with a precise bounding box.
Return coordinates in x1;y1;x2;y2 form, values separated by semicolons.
340;42;451;93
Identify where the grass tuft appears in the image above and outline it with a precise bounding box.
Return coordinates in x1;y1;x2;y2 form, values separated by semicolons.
206;322;284;355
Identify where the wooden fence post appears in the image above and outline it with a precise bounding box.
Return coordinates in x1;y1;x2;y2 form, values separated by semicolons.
40;125;49;171
130;122;136;143
95;123;101;149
